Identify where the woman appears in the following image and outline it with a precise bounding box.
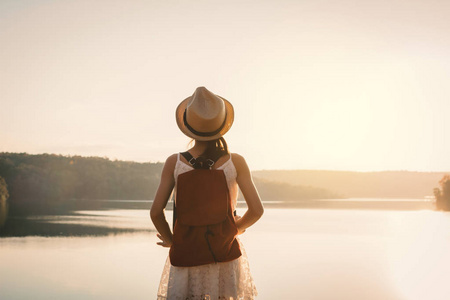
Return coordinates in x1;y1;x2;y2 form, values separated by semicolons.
150;86;264;300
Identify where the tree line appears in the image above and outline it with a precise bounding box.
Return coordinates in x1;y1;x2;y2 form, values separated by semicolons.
0;152;339;216
253;169;447;198
0;176;8;227
434;175;450;211
0;153;163;215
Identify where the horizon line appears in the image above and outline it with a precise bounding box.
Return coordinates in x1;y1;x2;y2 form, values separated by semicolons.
1;151;449;174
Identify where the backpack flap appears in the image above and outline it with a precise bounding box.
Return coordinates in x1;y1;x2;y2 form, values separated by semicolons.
176;169;229;226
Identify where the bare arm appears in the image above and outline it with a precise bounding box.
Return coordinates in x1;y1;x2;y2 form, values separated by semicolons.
150;154;177;247
233;154;264;233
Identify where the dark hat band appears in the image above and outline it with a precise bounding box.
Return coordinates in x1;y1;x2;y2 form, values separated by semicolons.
183;110;227;137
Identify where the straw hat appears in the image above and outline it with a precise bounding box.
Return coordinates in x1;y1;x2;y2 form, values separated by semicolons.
176;87;234;141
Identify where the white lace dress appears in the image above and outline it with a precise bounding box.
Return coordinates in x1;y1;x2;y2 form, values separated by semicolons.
156;153;258;300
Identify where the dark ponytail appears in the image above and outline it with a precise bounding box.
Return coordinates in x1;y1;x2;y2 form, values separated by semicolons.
201;137;229;162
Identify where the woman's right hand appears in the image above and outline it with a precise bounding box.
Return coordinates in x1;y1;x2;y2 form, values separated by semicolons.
156;233;173;248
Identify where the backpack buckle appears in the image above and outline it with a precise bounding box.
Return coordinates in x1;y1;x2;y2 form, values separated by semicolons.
207;159;215;168
188;157;196;166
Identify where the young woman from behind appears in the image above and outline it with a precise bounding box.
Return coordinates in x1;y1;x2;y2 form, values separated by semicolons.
150;86;264;300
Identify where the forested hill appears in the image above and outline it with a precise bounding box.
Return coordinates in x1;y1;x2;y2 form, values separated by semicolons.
253;170;447;198
0;153;338;215
0;153;163;214
1;153;445;216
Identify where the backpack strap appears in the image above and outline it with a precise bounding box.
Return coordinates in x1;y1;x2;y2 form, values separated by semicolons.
180;151;195;165
180;151;219;170
172;195;177;232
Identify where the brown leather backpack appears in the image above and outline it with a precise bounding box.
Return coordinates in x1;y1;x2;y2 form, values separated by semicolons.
169;152;242;267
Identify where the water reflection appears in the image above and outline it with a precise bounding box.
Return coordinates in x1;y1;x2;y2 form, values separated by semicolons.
0;232;162;300
2;207;450;299
0;209;153;237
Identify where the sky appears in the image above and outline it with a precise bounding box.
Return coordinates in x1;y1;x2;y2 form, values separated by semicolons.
1;0;449;172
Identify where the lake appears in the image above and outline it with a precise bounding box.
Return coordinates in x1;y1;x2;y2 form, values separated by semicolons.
1;200;450;300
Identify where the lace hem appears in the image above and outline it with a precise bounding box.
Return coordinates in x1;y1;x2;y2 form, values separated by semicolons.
157;241;257;300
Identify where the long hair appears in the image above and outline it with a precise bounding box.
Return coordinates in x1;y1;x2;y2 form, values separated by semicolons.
201;137;229;161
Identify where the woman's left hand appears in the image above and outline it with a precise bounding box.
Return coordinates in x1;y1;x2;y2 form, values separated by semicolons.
156;233;173;248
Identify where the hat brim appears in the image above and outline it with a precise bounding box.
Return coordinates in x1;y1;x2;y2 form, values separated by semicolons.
175;95;234;141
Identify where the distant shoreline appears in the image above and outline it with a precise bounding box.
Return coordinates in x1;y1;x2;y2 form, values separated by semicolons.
1;152;445;217
77;198;436;211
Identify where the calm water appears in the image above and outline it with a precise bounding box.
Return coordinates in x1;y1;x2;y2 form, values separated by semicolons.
1;204;450;300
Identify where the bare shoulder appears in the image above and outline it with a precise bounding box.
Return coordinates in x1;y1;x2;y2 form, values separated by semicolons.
230;153;250;175
230;152;245;165
162;153;178;173
165;153;178;164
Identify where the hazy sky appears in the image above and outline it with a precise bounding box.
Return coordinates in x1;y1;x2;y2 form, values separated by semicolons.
1;0;449;171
